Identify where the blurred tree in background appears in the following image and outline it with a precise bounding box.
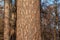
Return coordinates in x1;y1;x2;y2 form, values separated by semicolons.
41;0;60;40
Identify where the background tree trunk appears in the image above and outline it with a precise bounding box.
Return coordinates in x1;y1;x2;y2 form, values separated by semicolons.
4;0;10;40
17;0;41;40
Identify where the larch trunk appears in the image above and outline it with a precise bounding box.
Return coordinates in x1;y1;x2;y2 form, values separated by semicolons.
17;0;41;40
4;0;10;40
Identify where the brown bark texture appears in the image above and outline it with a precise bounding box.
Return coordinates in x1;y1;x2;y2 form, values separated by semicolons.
4;0;10;40
17;0;41;40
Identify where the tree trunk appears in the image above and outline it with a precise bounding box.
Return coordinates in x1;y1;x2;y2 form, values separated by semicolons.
4;0;10;40
17;0;41;40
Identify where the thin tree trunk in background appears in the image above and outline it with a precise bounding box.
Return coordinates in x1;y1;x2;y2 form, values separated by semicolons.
54;27;56;40
17;0;41;40
4;0;10;40
54;0;57;40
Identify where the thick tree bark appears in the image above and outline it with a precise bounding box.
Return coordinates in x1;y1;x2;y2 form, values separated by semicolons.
4;0;10;40
17;0;41;40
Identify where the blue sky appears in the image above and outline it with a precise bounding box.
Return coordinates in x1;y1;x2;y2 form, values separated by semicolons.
41;0;54;4
41;0;60;6
0;0;15;6
12;0;15;5
0;1;4;6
